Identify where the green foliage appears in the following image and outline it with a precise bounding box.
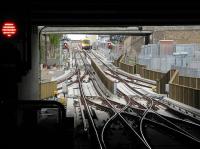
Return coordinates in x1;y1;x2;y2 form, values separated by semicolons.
40;34;61;64
49;34;61;47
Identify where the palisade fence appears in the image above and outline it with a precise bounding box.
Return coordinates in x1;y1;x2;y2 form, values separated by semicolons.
117;55;170;94
169;71;200;109
119;55;135;74
113;54;123;67
116;55;200;109
135;64;173;94
41;81;57;99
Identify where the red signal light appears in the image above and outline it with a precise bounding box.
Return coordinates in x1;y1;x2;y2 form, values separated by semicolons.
64;43;68;48
1;22;17;38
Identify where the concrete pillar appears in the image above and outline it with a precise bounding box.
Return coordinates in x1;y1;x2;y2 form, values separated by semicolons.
18;26;39;100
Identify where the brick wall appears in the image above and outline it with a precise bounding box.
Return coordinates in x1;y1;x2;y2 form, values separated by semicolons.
153;30;200;44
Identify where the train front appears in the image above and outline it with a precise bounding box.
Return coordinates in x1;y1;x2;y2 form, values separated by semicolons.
81;38;91;50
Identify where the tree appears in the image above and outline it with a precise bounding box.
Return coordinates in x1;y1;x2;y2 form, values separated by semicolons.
39;34;47;65
49;34;61;58
40;34;61;66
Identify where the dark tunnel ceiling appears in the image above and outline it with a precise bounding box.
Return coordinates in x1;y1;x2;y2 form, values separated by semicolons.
1;1;200;25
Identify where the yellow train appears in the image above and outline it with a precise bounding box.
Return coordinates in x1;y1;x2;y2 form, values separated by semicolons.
81;38;91;50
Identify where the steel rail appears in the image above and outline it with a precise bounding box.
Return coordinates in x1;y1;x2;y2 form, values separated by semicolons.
79;51;151;149
89;50;200;144
75;52;103;149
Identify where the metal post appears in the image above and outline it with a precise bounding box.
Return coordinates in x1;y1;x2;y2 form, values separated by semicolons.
60;40;62;68
44;34;47;65
181;55;183;66
175;56;176;65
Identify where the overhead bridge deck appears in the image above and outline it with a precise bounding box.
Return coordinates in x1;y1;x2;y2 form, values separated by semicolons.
40;27;152;35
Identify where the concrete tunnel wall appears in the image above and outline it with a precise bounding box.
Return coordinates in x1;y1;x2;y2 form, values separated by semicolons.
18;26;39;100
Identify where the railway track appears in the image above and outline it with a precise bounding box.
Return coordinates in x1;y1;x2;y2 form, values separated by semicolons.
69;49;200;149
75;52;103;149
57;52;87;92
89;50;200;123
78;51;152;149
104;70;154;89
86;97;200;149
83;50;200;148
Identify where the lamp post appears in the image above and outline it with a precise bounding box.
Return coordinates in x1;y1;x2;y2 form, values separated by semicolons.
60;39;64;69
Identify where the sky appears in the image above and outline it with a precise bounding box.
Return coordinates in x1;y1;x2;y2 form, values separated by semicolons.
67;34;86;40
